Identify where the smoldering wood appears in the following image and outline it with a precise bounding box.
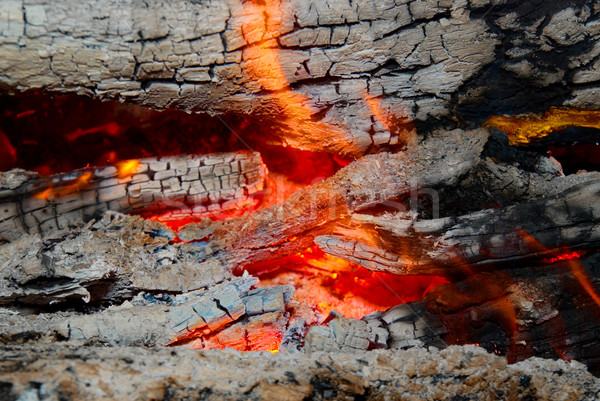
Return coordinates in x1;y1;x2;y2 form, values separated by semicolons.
303;252;600;371
3;128;593;297
1;1;599;156
1;125;598;368
178;128;490;269
0;151;266;242
177;129;600;275
400;253;600;369
0;275;294;349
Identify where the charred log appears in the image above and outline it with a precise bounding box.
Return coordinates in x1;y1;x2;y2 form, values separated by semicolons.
1;1;599;156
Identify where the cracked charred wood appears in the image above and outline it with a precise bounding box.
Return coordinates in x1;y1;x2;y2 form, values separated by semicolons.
0;275;293;349
0;213;231;305
305;304;446;353
178;128;489;270
315;174;600;275
1;1;599;156
1;344;598;400
0;151;266;242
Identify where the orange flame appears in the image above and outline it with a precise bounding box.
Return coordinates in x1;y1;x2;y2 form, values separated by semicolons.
34;171;93;201
568;258;600;310
33;187;53;201
238;1;415;154
240;0;349;149
519;230;600;326
484;107;600;146
364;92;416;147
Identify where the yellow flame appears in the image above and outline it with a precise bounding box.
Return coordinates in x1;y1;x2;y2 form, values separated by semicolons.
117;160;141;179
484;107;600;146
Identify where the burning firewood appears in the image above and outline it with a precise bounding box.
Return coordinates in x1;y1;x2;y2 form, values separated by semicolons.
178;128;489;269
0;151;266;242
0;274;293;350
2;0;600;398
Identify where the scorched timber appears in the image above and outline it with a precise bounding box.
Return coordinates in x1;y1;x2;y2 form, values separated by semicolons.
0;151;266;242
316;176;600;275
1;0;600;156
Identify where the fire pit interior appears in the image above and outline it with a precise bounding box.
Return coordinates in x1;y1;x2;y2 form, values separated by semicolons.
1;0;600;399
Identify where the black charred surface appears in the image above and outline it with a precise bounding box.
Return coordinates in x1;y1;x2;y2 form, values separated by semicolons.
455;0;600;125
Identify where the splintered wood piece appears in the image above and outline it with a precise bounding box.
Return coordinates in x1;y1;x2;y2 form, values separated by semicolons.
0;151;266;241
0;213;230;305
315;178;600;274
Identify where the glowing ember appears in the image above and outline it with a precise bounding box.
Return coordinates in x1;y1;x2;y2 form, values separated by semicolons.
541;250;586;264
64;121;122;142
0;129;17;171
251;246;449;320
484;107;600;146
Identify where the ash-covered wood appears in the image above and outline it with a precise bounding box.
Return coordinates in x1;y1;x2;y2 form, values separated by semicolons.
0;344;598;400
305;304;445;354
0;274;294;350
1;1;599;156
0;213;228;305
0;151;266;242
